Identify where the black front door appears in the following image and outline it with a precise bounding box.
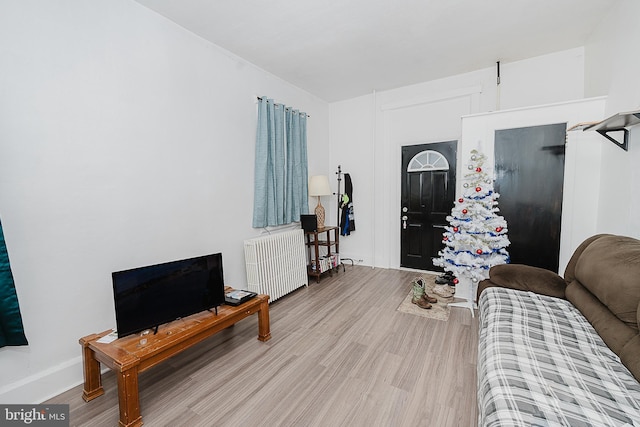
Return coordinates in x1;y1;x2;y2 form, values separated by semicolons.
401;141;457;270
494;123;566;272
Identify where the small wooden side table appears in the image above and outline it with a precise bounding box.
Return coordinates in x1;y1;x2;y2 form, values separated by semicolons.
79;291;270;427
305;226;340;283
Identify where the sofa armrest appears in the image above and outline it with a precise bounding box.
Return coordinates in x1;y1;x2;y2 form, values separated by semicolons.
477;264;567;300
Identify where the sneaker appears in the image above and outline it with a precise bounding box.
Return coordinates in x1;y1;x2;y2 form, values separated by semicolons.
432;284;455;299
435;276;451;285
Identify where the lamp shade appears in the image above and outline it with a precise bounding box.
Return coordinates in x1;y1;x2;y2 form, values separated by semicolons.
308;175;331;196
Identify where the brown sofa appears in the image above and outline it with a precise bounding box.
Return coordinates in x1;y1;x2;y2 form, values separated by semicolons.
477;234;640;426
478;233;640;381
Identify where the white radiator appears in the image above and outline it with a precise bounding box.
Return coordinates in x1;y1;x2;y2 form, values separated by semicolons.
244;229;308;302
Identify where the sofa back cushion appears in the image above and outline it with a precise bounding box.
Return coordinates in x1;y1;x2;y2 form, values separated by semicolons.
573;235;640;331
563;234;612;285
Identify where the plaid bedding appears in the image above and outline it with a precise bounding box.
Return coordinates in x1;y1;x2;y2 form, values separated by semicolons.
478;287;640;427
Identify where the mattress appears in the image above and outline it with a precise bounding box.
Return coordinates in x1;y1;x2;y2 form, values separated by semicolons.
478;287;640;427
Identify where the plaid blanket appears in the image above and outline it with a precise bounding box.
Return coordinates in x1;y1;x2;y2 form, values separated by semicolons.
478;287;640;427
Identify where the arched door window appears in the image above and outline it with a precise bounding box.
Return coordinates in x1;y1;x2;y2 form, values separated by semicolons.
407;150;449;172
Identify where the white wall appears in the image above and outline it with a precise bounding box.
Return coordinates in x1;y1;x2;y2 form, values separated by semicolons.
330;48;586;269
585;0;640;238
328;94;375;264
0;0;329;403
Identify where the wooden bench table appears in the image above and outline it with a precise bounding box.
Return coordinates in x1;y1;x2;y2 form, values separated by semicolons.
79;292;270;427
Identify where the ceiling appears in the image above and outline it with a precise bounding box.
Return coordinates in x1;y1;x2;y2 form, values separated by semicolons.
133;0;618;102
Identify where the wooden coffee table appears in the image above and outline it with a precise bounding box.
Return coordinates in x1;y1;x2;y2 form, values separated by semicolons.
79;292;270;427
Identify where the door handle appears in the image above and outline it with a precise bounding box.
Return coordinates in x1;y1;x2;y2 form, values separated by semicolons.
402;215;408;229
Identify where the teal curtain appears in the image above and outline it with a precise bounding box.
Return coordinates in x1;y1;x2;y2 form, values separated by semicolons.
253;97;309;227
284;107;308;223
0;218;28;347
252;97;284;227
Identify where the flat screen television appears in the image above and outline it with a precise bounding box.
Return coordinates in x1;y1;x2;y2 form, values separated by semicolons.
112;253;226;338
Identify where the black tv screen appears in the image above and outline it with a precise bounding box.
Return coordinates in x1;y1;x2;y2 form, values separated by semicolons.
112;253;226;338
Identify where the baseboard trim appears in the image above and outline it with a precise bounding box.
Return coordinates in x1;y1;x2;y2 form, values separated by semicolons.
0;356;84;404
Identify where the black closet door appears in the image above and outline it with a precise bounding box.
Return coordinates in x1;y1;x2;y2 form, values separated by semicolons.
494;123;566;272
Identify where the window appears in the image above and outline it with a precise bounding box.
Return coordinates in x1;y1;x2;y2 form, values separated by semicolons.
407;150;449;172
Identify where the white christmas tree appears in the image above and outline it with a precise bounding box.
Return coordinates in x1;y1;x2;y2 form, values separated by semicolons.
433;149;510;284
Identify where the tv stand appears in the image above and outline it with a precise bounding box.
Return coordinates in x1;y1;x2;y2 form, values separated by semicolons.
79;290;270;427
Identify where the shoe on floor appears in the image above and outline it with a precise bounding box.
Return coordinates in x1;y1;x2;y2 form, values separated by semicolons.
432;284;455;299
412;296;432;309
422;293;437;304
435;276;451;285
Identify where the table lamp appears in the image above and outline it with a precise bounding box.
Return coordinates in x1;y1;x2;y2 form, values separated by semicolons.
308;175;331;229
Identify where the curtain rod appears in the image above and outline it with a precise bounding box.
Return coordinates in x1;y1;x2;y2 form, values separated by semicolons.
256;96;310;118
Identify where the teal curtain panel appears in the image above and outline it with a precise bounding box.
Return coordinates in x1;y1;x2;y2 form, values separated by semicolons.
0;218;28;347
253;97;309;228
253;97;284;227
284;107;309;223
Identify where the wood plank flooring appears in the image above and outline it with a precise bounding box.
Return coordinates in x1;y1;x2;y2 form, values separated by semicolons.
47;265;479;426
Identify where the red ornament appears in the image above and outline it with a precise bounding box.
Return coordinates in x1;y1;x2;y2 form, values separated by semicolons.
462;209;468;214
476;249;483;255
458;198;464;203
496;226;503;232
453;278;459;284
443;237;448;242
476;167;482;172
453;227;459;232
475;186;482;192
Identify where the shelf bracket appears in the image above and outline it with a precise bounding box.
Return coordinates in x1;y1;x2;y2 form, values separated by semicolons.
569;110;640;152
596;128;628;151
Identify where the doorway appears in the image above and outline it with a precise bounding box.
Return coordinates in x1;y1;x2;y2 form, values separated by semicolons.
494;123;566;272
400;141;457;270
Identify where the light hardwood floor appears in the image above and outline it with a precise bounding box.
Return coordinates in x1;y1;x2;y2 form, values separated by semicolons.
47;265;479;426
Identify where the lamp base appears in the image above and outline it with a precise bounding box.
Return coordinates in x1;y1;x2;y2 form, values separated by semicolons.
314;201;326;229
